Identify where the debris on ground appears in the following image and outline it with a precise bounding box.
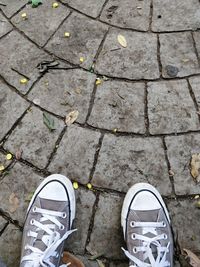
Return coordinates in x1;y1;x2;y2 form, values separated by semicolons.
190;154;200;183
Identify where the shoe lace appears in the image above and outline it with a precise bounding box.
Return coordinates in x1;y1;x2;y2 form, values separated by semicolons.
122;221;170;267
21;207;77;267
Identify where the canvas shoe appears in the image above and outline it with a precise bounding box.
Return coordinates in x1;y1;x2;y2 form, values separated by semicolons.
20;174;76;267
121;183;174;267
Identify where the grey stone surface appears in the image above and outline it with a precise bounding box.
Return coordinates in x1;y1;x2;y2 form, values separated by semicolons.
61;0;106;18
189;76;200;107
88;80;145;133
109;262;128;267
147;80;200;134
88;193;125;259
100;0;150;31
165;134;200;195
0;224;22;267
159;32;200;78
0;30;52;94
193;31;200;60
48;125;101;184
65;188;96;254
4;107;64;169
0;0;27;18
0;162;43;224
11;1;70;47
167;199;200;252
152;0;200;32
45;13;108;68
93;135;171;195
0;216;7;232
0;13;12;38
95;29;159;80
0;80;29;141
28;69;96;123
76;256;99;267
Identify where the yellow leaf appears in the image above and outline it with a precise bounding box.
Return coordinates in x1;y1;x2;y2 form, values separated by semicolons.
113;128;118;133
9;193;19;213
20;78;28;84
21;13;27;19
52;2;59;8
190;154;200;183
87;183;92;189
183;249;200;267
65;110;79;126
6;153;12;160
0;165;5;171
64;32;70;37
96;78;102;85
73;182;79;190
117;34;127;48
80;57;84;63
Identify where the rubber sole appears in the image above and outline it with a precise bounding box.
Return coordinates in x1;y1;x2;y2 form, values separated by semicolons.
27;174;76;228
121;183;170;238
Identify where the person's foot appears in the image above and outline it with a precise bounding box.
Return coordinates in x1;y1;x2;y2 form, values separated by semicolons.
121;183;174;267
20;174;76;267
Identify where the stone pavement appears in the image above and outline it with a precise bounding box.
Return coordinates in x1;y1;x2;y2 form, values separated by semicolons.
0;0;200;266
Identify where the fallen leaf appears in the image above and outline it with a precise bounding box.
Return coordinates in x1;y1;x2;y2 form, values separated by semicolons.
196;200;200;209
9;193;19;213
87;183;92;190
64;32;70;37
80;57;84;63
0;165;5;171
73;182;79;190
65;110;79;126
52;2;59;8
96;259;105;267
96;78;102;85
21;13;27;19
117;34;127;48
183;249;200;267
169;169;175;176
62;252;85;267
15;148;23;160
182;59;190;63
190;154;200;183
43;112;56;131
6;153;12;160
194;195;200;199
20;78;28;84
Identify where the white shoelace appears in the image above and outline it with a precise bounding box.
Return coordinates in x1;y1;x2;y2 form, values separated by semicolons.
21;207;77;267
122;221;170;267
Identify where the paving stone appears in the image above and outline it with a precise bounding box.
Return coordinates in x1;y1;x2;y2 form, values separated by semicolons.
11;1;70;47
193;31;200;59
0;162;43;224
0;80;29;141
159;32;200;78
109;262;127;267
0;224;22;267
76;256;99;267
100;0;150;31
4;107;64;169
93;135;171;195
152;0;200;32
65;188;96;254
45;13;108;69
0;216;7;232
61;0;106;18
0;13;12;38
189;76;200;107
95;29;159;80
28;69;96;123
167;199;200;252
165;134;200;195
0;31;52;94
48;125;101;184
147;80;200;134
88;193;125;259
88;80;145;133
0;0;27;18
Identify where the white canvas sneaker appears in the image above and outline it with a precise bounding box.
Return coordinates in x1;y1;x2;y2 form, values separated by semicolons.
121;183;174;267
20;174;76;267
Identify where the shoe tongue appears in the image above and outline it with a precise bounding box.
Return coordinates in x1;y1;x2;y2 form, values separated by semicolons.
135;209;160;222
40;198;66;211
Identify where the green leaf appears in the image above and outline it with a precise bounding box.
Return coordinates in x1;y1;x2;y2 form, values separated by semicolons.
31;0;42;7
43;112;56;131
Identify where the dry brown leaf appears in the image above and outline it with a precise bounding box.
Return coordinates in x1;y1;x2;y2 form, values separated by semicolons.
62;252;85;267
190;154;200;183
9;193;19;213
65;110;79;126
117;34;127;48
183;249;200;267
15;148;23;160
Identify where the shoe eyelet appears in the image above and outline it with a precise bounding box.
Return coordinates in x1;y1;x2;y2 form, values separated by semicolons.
131;233;136;240
62;212;67;218
130;221;135;227
133;247;137;253
33;206;37;212
30;219;35;225
163;234;168;239
162;221;166;227
60;225;65;230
